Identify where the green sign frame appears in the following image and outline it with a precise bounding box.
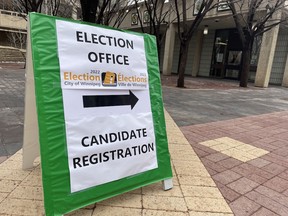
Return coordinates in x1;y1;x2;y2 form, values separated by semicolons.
29;12;172;216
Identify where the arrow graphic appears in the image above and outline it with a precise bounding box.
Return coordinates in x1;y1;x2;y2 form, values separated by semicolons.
83;90;139;110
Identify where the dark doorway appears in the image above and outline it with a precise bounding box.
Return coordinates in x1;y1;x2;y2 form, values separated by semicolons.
210;29;243;79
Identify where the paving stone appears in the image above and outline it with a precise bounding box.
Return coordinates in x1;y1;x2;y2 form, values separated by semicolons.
177;175;216;187
192;143;218;154
282;189;288;196
0;145;8;157
278;170;288;181
229;134;260;145
247;158;271;168
199;140;222;147
181;185;223;199
229;196;261;216
272;147;288;157
67;209;94;216
98;193;142;208
227;177;259;195
0;156;8;164
185;197;232;213
189;211;233;216
9;185;43;201
83;203;96;209
249;148;270;158
173;160;210;177
213;170;242;185
20;174;42;187
214;181;241;203
126;188;142;195
4;142;23;156
143;195;187;212
142;183;183;197
245;173;268;184
143;209;188;216
192;147;210;158
0;179;21;193
182;132;208;143
0;168;31;181
251;207;279;216
0;198;44;215
2;125;23;145
255;185;288;208
206;167;218;176
200;158;227;173
252;137;279;145
204;152;229;162
0;157;23;170
261;153;288;168
93;206;141;216
217;158;242;169
211;144;235;152
0;192;8;203
236;163;275;179
246;191;288;215
270;140;288;148
263;176;288;193
262;162;287;175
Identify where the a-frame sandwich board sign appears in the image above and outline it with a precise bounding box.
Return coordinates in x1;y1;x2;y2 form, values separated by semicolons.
23;12;173;216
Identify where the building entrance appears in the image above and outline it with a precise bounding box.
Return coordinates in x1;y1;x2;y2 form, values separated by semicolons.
210;29;242;79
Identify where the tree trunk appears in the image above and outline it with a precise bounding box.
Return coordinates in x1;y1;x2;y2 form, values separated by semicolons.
177;40;190;87
157;44;161;67
239;44;251;87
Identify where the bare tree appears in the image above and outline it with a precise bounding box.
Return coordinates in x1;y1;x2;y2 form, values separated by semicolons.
17;0;44;14
173;0;219;87
44;0;61;16
7;31;27;49
133;0;172;63
6;31;27;62
13;0;70;19
227;0;288;87
80;0;131;27
102;1;131;28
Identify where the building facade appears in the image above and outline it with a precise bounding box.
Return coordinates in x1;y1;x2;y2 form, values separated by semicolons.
119;1;288;87
0;8;27;48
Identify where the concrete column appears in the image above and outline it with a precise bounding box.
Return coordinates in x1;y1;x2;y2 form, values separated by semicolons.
191;30;204;77
162;24;176;75
255;15;280;87
281;55;288;87
72;4;78;20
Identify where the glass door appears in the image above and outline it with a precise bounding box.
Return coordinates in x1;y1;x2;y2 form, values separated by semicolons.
225;29;242;79
210;30;229;78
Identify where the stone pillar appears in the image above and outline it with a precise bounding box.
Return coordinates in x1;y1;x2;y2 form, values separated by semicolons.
255;15;280;87
192;30;204;77
72;4;78;20
162;24;176;75
281;55;288;87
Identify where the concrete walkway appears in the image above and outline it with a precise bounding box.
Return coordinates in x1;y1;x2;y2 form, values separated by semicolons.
0;110;232;216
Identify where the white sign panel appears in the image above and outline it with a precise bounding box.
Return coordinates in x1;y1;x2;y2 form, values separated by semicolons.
56;20;157;193
56;20;148;90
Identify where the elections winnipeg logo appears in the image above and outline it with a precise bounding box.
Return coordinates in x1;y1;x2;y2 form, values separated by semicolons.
102;72;117;87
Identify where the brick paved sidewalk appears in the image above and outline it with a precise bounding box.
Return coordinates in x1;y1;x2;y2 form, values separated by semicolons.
181;111;288;216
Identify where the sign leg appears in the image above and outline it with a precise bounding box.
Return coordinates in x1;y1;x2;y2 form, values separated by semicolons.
22;22;40;170
162;178;173;191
